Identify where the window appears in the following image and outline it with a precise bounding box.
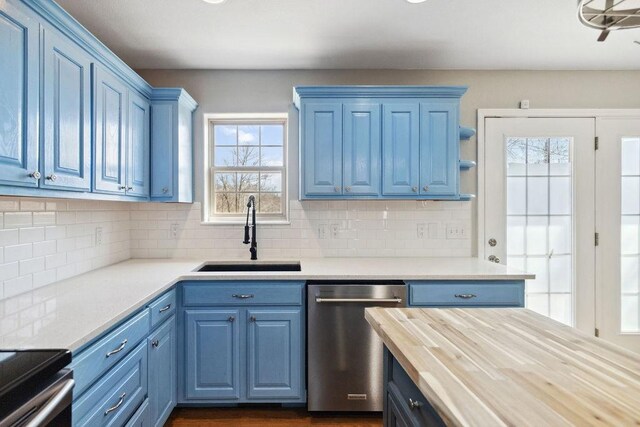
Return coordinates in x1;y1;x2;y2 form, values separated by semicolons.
205;114;288;223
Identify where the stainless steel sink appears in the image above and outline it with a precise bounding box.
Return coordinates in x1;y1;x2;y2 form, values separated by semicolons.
195;262;301;272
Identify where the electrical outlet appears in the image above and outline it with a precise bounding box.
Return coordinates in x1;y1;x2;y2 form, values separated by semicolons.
446;223;467;239
417;223;425;239
95;227;103;246
331;223;339;238
170;223;179;239
318;224;328;239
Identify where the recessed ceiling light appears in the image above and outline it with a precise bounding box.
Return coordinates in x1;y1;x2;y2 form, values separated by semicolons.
202;0;227;4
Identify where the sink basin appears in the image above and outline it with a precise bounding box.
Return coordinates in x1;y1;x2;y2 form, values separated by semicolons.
196;262;301;272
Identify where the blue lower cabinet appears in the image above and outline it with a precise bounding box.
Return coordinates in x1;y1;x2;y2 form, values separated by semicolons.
72;341;148;427
184;309;241;400
407;281;525;307
125;399;150;427
386;383;412;427
246;309;301;399
148;316;177;427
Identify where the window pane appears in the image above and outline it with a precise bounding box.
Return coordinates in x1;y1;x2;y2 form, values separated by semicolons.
549;294;572;325
507;216;525;255
621;256;640;294
215;193;238;213
622;137;640;176
262;125;284;146
527;257;549;293
236;146;260;167
260;172;282;192
549;177;571;215
259;193;282;213
526;216;547;256
527;294;549;317
507;177;526;215
549;216;572;254
621;215;640;255
527;177;549;215
215;147;237;167
214;173;236;192
261;146;284;166
238;125;259;145
506;138;526;176
214;125;237;145
549;138;571;176
549;255;572;293
238;173;259;192
527;138;548;176
622;177;640;215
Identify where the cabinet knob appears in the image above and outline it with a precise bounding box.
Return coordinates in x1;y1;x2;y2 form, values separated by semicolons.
423;185;429;192
46;174;57;182
118;185;126;191
228;316;235;322
334;186;341;193
488;255;500;264
151;339;159;348
250;316;257;322
127;186;133;191
345;186;351;192
29;171;41;180
408;398;423;410
162;187;169;194
412;186;418;192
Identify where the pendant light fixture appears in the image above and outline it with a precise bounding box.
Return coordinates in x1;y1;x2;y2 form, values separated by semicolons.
578;0;640;41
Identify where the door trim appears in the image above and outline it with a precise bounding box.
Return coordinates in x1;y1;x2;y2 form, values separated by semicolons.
477;109;640;260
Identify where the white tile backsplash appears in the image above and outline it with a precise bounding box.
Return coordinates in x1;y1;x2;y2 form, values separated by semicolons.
0;196;472;300
0;197;131;300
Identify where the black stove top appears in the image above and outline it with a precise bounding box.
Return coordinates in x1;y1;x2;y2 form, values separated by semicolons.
0;349;71;414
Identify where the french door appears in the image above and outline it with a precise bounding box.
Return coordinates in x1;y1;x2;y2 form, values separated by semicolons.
483;114;640;352
483;118;596;333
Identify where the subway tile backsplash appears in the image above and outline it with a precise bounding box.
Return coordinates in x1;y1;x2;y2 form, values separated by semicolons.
0;197;472;300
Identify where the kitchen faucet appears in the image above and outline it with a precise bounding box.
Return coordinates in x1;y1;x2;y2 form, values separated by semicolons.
243;195;257;260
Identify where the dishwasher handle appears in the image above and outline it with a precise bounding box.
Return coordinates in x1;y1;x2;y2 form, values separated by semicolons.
315;297;403;304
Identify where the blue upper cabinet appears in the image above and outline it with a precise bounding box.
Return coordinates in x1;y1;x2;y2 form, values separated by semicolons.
127;91;150;198
382;103;419;195
94;65;128;195
343;103;381;196
419;101;458;196
42;28;92;192
0;1;39;187
294;86;469;200
150;88;197;203
303;103;343;195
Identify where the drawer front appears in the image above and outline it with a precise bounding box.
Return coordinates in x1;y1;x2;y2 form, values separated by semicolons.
408;281;525;307
148;289;176;329
72;309;150;398
390;358;445;427
125;398;150;427
182;281;303;306
73;341;148;427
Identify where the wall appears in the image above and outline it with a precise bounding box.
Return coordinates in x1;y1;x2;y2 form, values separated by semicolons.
0;197;130;299
137;69;640;257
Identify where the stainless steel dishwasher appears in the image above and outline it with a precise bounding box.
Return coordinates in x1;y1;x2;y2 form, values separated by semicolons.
307;281;407;412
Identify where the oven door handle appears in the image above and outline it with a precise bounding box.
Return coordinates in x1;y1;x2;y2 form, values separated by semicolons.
315;297;402;303
25;378;75;427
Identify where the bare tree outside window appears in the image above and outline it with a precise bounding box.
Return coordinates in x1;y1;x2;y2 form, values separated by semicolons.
208;118;287;222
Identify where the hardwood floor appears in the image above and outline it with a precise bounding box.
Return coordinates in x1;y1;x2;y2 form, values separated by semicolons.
167;407;383;427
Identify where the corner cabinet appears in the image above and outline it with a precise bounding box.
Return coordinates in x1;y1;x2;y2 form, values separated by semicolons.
294;86;475;200
179;281;306;404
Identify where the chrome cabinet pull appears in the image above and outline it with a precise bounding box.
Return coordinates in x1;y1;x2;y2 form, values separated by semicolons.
151;339;160;348
454;294;477;299
423;185;429;191
408;398;423;410
29;171;41;179
46;174;57;181
232;294;254;299
104;392;126;415
159;304;172;313
228;316;235;322
105;339;128;357
412;186;418;192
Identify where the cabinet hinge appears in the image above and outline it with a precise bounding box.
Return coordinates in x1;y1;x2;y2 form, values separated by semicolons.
595;136;599;150
595;328;600;337
595;232;599;246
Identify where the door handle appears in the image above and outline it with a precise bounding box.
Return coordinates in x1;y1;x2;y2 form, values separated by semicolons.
104;392;126;415
315;297;402;303
454;294;477;299
232;294;254;299
105;339;128;357
159;304;172;313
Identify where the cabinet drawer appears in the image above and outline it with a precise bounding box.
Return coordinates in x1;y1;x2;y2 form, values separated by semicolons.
408;281;524;307
125;398;149;427
72;309;150;398
73;341;148;427
389;358;445;426
182;281;303;306
148;289;176;329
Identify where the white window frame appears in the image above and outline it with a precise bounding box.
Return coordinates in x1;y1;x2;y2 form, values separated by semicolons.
203;113;289;225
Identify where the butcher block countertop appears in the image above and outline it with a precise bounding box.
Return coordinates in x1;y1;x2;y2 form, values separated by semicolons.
365;307;640;426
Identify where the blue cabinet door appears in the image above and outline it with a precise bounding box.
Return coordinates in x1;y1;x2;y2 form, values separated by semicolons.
0;1;39;187
246;309;301;399
94;65;127;194
382;103;419;195
127;91;150;198
185;309;241;400
303;103;342;196
42;29;92;192
148;316;176;427
343;103;381;196
419;102;458;196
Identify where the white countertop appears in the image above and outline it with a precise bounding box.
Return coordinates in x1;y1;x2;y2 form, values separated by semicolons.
0;257;533;352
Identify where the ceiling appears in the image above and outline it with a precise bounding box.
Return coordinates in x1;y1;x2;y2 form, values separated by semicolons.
55;0;640;70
